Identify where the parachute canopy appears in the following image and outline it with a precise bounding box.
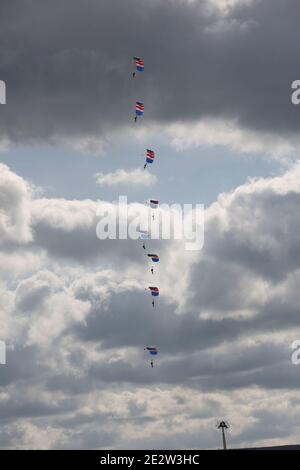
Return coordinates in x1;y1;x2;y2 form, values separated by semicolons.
150;199;159;209
146;149;155;164
147;253;159;263
136;101;144;117
138;229;150;240
148;286;159;297
144;346;158;356
133;56;144;72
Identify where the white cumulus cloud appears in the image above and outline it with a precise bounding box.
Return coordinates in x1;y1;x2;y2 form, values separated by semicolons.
95;168;157;187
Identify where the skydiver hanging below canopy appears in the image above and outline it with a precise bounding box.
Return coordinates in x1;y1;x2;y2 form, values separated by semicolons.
144;149;155;170
147;286;159;307
149;199;159;221
132;56;144;78
134;101;144;122
138;229;149;250
147;254;159;274
144;346;158;368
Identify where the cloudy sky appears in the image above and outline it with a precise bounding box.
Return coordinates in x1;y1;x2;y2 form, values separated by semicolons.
1;0;300;449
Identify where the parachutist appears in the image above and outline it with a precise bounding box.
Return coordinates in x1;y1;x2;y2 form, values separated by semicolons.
134;116;137;122
145;149;155;167
133;57;144;76
148;286;159;301
151;267;154;275
142;243;146;250
135;101;144;120
132;72;136;78
152;300;155;308
144;163;147;170
145;346;158;366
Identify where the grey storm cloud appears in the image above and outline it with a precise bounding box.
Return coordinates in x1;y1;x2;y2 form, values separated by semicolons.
2;1;300;450
0;395;74;421
30;201;171;265
86;341;291;389
0;0;300;145
0;345;46;387
73;287;278;355
3;160;300;447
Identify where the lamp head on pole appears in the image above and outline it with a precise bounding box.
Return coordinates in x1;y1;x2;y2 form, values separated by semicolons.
217;420;229;430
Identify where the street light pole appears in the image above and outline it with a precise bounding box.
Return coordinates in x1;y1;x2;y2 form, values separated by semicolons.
217;421;229;450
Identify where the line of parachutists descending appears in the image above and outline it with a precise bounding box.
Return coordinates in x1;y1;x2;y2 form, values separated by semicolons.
133;56;159;369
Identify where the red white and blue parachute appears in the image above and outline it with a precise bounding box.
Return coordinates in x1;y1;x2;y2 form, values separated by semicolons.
150;199;159;209
135;101;144;117
146;149;155;164
133;56;144;73
148;286;159;297
144;346;158;356
147;254;159;263
138;229;150;240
